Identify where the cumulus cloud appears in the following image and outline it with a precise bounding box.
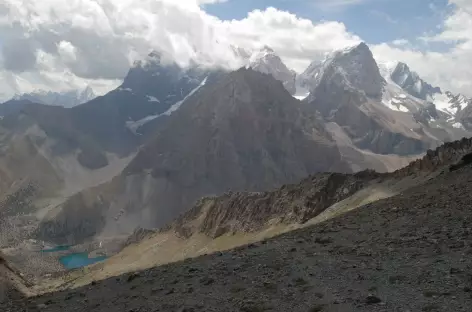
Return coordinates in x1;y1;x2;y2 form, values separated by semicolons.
220;7;361;72
0;0;359;100
0;0;471;101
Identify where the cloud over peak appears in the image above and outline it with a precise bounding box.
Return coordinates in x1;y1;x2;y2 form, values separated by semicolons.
0;0;471;100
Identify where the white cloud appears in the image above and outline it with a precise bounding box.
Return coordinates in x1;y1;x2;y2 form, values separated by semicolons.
0;1;359;100
390;39;409;46
1;0;471;101
220;7;361;72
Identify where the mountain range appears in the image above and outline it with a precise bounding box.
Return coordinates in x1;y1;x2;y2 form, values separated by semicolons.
12;86;96;108
1;41;472;295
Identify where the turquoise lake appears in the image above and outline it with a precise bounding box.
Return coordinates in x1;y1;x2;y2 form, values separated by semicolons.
40;246;107;269
59;252;108;270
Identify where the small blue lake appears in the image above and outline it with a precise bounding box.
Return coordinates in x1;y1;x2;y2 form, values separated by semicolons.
59;252;108;270
41;245;72;253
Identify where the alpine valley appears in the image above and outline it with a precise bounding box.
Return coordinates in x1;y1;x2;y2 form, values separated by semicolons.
1;42;472;311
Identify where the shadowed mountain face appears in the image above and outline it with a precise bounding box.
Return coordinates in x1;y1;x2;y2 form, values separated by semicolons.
12;86;96;108
68;53;215;153
0;53;218;200
37;68;351;244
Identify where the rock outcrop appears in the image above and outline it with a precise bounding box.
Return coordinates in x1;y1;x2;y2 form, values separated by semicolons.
392;136;472;176
169;170;380;239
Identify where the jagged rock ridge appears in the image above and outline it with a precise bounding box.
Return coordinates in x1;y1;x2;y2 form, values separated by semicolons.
390;62;441;101
11;86;96;108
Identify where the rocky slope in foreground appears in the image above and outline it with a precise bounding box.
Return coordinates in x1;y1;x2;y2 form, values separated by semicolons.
42;137;472;291
5;148;472;311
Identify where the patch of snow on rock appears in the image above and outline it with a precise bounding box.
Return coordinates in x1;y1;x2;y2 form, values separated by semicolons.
162;76;207;116
293;86;310;101
119;88;133;92
146;95;160;103
126;77;208;134
452;122;465;129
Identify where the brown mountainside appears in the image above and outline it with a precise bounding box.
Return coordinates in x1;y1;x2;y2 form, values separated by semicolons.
153;136;472;243
38;68;352;244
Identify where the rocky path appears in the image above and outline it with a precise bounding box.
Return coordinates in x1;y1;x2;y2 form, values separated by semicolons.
4;166;472;311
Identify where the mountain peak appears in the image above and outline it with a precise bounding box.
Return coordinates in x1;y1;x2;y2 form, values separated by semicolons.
340;42;370;54
131;50;167;70
247;46;297;95
390;62;441;100
301;42;384;99
260;45;275;53
10;86;96;108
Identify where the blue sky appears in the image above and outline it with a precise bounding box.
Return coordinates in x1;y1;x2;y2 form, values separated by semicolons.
205;0;452;45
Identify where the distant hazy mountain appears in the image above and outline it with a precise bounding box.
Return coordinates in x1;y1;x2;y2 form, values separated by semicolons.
12;86;96;108
378;60;472;131
389;62;441;101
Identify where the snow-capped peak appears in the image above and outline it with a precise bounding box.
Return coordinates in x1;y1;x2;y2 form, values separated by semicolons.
389;62;441;101
377;61;399;80
230;45;251;62
77;86;96;103
299;42;384;99
248;46;276;63
433;91;472;116
12;86;96;108
246;46;297;95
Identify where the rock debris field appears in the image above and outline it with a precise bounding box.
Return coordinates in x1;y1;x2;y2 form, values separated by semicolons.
3;165;472;311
